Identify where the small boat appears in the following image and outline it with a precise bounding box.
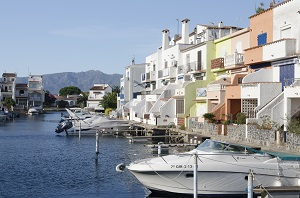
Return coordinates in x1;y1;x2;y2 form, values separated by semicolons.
28;108;40;115
122;139;300;197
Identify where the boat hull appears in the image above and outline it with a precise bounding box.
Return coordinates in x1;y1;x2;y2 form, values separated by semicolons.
129;169;299;196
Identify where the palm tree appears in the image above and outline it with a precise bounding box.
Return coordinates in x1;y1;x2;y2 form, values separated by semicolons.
2;98;16;111
77;92;88;108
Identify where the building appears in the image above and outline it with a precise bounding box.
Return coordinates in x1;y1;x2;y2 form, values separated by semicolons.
27;75;44;109
86;84;112;112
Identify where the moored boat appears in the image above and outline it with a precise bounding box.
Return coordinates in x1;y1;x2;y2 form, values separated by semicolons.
122;139;300;197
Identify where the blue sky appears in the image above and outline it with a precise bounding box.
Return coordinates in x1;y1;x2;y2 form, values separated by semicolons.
0;0;273;77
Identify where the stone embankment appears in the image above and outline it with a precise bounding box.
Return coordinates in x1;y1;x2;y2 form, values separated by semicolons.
185;120;300;155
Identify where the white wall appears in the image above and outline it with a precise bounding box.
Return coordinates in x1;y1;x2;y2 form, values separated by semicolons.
243;69;273;83
273;0;300;52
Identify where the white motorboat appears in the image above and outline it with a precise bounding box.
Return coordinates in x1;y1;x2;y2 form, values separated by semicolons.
124;139;300;197
55;108;130;135
62;108;93;120
28;108;40;115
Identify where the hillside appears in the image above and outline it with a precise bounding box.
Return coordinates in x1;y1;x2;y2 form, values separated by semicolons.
41;70;122;94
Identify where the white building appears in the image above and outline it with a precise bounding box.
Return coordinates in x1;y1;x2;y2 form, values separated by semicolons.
28;75;44;109
242;0;300;131
0;73;17;110
124;18;241;126
86;84;112;112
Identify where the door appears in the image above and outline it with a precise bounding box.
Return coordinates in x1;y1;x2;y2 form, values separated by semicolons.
280;64;294;89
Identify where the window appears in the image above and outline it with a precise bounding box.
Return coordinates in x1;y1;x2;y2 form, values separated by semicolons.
237;77;243;84
19;90;25;95
257;33;267;46
197;51;202;70
176;100;184;114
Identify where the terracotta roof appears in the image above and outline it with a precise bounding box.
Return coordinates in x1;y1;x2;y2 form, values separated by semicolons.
2;73;16;77
249;0;293;19
90;86;107;90
16;84;28;88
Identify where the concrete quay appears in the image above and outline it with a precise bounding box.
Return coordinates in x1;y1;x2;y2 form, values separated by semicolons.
129;121;300;156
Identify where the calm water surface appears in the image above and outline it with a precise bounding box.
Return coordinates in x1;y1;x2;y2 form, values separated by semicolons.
0;112;157;198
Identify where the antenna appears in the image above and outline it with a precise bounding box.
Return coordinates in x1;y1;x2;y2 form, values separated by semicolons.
236;17;240;28
176;19;179;34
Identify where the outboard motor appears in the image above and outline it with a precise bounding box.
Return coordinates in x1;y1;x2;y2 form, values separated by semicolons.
55;120;73;134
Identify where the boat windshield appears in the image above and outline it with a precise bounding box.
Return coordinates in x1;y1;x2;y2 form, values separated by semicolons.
196;139;259;154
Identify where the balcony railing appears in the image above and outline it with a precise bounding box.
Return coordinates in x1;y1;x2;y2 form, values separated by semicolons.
150;71;156;81
224;52;244;68
211;58;224;69
28;96;42;101
207;84;226;91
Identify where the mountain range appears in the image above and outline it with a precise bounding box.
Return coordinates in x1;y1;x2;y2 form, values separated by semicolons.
19;70;122;94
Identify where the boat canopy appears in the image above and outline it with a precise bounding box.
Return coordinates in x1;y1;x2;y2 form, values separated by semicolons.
196;139;264;154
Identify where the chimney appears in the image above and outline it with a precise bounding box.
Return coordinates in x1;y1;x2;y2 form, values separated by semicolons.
181;18;190;44
218;21;223;38
162;29;170;51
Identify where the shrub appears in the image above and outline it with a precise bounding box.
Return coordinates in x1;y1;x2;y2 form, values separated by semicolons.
105;108;113;116
179;125;185;130
203;113;215;122
236;113;246;124
222;120;230;125
287;118;300;134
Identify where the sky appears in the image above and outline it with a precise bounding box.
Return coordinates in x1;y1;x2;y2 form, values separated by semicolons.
0;0;274;77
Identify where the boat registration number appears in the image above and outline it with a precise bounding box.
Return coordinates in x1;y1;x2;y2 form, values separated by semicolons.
171;165;193;169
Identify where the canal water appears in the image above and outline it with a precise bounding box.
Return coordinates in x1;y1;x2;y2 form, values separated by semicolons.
0;112;164;198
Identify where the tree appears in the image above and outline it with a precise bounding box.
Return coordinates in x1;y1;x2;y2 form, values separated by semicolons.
77;92;88;108
256;2;265;14
112;85;120;94
59;86;81;96
44;90;56;107
57;100;69;108
100;92;117;110
2;98;16;111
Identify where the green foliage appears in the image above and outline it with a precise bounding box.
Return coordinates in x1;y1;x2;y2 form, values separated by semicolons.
236;113;246;124
179;125;185;130
57;100;68;108
203;113;215;121
259;115;280;130
100;92;117;110
287;118;300;134
2;97;16;111
256;2;265;14
222;120;230;125
77;92;88;108
44;90;56;107
105;108;113;115
112;85;120;94
59;86;81;96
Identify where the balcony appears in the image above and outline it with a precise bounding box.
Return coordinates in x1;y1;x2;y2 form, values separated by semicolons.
28;96;42;101
187;61;203;73
224;52;244;68
263;38;296;61
207;84;226;91
158;67;176;79
141;72;150;82
211;58;224;70
150;71;156;81
177;65;184;74
28;86;43;91
244;38;296;65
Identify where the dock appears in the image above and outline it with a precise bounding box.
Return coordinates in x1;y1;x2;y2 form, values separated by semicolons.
253;186;300;198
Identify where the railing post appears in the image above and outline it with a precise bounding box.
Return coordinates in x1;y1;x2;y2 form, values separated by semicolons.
194;153;198;198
